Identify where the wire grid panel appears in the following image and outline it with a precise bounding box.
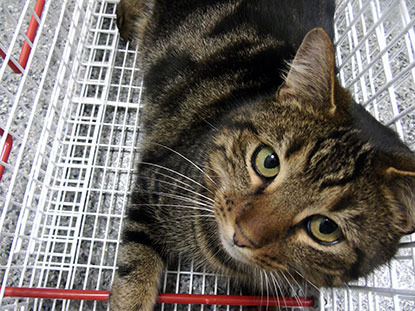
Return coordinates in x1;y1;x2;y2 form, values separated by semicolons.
0;0;414;311
0;0;141;309
321;0;415;310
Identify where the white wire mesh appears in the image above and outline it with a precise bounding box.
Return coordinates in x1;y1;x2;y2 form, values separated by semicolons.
0;0;414;310
321;1;415;310
1;0;138;309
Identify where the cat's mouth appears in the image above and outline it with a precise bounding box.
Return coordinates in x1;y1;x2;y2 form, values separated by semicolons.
219;226;253;265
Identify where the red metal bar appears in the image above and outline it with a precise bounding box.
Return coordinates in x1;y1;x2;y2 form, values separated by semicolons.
0;128;13;181
0;0;46;73
2;287;315;307
0;46;22;74
157;293;315;307
3;287;109;301
18;0;46;69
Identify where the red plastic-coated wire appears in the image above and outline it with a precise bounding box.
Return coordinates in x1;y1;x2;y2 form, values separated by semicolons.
2;287;314;307
157;293;315;307
3;287;109;301
0;46;21;74
0;0;46;73
18;0;46;70
0;128;13;181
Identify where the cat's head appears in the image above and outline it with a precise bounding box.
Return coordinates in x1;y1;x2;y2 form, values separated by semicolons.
207;28;415;287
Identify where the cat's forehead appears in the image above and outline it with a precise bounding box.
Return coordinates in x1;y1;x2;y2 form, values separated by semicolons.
225;104;354;149
231;99;340;138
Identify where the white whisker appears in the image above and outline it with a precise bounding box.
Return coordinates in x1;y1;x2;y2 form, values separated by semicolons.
135;175;214;204
195;112;219;131
259;269;264;306
267;271;281;310
292;269;320;292
270;271;287;309
151;143;218;186
284;269;311;297
280;270;303;308
142;167;197;190
134;189;214;208
130;203;213;213
172;215;216;220
263;270;270;309
139;161;214;195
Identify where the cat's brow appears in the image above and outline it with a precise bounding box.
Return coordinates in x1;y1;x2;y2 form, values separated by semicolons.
285;138;305;159
318;149;370;190
305;129;348;167
224;121;259;135
329;194;354;212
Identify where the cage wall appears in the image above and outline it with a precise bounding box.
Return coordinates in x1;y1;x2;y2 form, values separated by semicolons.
0;0;414;310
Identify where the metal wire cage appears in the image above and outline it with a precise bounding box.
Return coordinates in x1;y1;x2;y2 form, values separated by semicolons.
0;0;414;310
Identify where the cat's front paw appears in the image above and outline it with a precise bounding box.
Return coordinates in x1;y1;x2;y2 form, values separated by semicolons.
109;239;164;311
110;274;158;311
116;0;152;42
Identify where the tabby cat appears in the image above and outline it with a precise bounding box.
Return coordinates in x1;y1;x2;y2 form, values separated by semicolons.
110;0;415;310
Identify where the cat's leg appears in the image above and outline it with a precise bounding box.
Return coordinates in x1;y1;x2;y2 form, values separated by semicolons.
110;241;164;311
116;0;154;42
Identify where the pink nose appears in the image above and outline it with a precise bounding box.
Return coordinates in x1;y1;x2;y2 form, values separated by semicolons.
233;224;257;249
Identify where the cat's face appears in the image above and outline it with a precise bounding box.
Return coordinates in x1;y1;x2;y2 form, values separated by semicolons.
206;29;415;287
209;101;394;286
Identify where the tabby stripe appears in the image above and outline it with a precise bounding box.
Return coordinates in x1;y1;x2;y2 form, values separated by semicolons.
127;208;155;225
305;137;326;169
285;137;305;159
319;149;370;189
224;121;259;136
256;257;273;268
305;129;348;167
354;148;370;174
123;230;153;247
153;0;226;37
211;144;227;155
147;42;289;114
348;247;364;280
329;194;354;212
318;174;353;189
263;254;278;262
211;143;238;173
254;185;267;195
140;152;171;170
232;131;245;160
117;264;134;277
198;215;233;268
145;51;194;102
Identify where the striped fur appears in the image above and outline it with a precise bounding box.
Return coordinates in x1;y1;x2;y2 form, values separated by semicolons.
110;1;415;310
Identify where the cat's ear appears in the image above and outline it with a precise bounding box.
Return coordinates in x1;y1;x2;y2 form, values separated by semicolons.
384;159;415;235
278;28;337;114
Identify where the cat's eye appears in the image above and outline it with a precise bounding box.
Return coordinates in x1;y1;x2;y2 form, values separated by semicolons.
252;145;280;179
306;215;343;245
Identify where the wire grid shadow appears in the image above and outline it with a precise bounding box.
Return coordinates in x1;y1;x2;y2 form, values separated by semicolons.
0;0;414;310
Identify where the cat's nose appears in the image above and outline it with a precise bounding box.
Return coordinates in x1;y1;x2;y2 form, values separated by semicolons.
233;224;257;249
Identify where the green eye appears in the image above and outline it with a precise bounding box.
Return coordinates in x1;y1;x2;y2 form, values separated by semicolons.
306;215;343;245
252;145;280;179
